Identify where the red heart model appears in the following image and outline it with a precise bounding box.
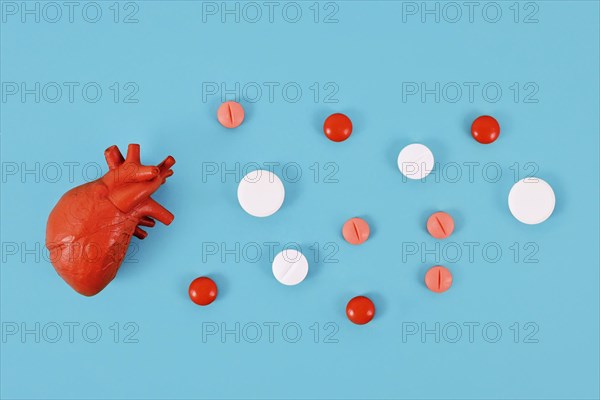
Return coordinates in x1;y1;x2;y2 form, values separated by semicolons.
45;144;175;296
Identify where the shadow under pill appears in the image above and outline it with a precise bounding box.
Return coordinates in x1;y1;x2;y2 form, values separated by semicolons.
445;208;465;235
300;242;321;281
210;272;228;300
239;101;250;124
343;107;365;132
540;173;565;218
419;137;445;162
355;214;376;239
364;292;387;320
281;176;301;209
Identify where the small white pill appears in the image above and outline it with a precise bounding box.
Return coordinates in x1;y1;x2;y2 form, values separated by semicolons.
397;143;434;180
237;170;285;217
272;249;308;286
508;178;555;224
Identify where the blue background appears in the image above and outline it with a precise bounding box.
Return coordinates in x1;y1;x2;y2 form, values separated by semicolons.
1;1;599;399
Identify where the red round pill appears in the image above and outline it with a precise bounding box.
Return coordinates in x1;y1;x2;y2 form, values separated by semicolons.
346;296;375;325
217;101;245;128
342;217;370;245
323;113;352;142
426;212;454;239
471;115;500;144
188;277;218;306
425;266;453;293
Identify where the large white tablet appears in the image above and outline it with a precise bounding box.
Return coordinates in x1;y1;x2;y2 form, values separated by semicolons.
237;170;285;217
397;143;434;180
508;178;555;224
272;249;309;286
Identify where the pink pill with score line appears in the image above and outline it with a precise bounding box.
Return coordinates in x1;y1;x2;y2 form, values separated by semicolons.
426;212;454;239
217;101;245;128
342;217;370;245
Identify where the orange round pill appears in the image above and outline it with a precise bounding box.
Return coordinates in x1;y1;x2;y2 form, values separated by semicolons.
323;113;352;142
426;211;454;239
342;217;370;245
425;266;453;293
471;115;500;144
217;101;245;128
189;277;218;306
346;296;375;325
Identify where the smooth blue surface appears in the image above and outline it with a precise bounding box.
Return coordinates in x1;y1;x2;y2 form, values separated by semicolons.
1;1;599;399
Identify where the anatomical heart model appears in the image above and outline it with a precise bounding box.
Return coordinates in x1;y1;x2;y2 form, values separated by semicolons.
45;144;175;296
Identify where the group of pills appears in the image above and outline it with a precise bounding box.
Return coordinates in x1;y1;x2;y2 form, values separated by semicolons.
188;101;557;326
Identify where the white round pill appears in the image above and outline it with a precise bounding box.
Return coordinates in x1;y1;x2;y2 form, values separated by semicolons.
237;170;285;217
397;143;435;180
508;178;555;224
272;249;308;286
